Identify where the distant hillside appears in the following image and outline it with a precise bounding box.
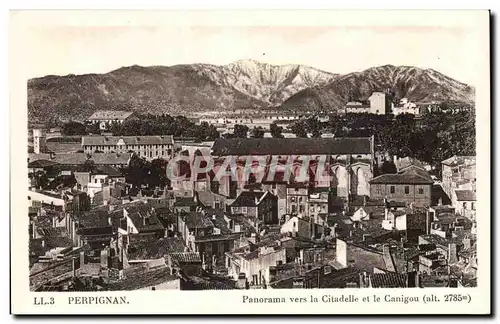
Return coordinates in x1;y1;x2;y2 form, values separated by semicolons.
28;60;337;123
280;65;475;112
28;62;474;123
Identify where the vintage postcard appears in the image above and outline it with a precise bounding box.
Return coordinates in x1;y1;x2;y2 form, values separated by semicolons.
10;10;490;315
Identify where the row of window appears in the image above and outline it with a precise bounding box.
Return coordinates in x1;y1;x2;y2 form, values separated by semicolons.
376;185;425;195
85;144;171;150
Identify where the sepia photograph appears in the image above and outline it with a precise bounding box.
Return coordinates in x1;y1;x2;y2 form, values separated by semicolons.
10;9;491;315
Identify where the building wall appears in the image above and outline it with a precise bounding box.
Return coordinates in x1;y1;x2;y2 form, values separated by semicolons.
335;238;348;267
33;129;47;154
332;165;349;198
346;107;371;114
138;278;181;290
453;199;476;220
280;217;310;238
83;143;173;160
369;92;388;115
231;206;258;218
240;248;288;286
442;163;476;199
286;187;309;217
351;164;371;196
370;183;432;207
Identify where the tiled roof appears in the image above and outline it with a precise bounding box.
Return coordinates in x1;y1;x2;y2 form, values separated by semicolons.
28;153;132;166
442;155;476;167
82;135;173;146
420;234;452;249
28;159;59;168
155;207;176;227
127;237;187;260
173;197;197;207
370;272;407;288
183;275;236;290
195;233;241;243
182;212;214;230
87;110;134;121
105;264;177;291
370;166;433;185
169;252;202;263
395;157;426;171
230;191;269;207
89;153;132;165
125;202;165;233
211;137;373;156
195;191;226;208
92;165;124;177
270;266;361;289
454;189;476;201
73;209;110;229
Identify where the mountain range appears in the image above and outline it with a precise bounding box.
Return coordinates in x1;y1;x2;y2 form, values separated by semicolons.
27;59;475;123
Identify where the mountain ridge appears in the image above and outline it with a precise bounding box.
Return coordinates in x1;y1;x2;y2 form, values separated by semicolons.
28;60;475;124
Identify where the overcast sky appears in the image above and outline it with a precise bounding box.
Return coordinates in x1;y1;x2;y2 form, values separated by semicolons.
16;11;487;86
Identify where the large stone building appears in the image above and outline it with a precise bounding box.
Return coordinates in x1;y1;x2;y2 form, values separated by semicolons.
210;137;375;200
82;135;174;160
369;165;433;207
344;92;390;115
86;111;135;130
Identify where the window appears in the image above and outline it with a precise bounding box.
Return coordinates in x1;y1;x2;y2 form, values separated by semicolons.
390;186;395;194
463;202;467;210
404;186;410;195
299;205;304;213
418;188;424;195
471;202;475;210
241;207;247;213
376;186;382;195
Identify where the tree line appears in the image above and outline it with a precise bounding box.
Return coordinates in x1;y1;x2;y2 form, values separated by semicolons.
61;114;220;142
59;110;475;174
286;111;476;172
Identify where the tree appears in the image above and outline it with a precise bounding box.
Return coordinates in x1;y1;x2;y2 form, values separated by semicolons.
270;124;284;138
148;158;168;189
125;155;150;188
306;117;322;138
33;171;49;189
87;122;101;135
251;126;265;139
233;124;249;138
62;121;88;136
380;160;398;174
289;121;307;138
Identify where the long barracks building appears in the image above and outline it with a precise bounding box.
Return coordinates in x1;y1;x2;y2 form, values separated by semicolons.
82;135;174;160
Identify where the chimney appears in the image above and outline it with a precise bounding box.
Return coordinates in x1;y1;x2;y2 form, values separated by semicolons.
425;211;432;235
32;221;37;239
80;251;86;265
382;244;396;272
448;243;458;264
72;257;78;278
407;271;420;288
